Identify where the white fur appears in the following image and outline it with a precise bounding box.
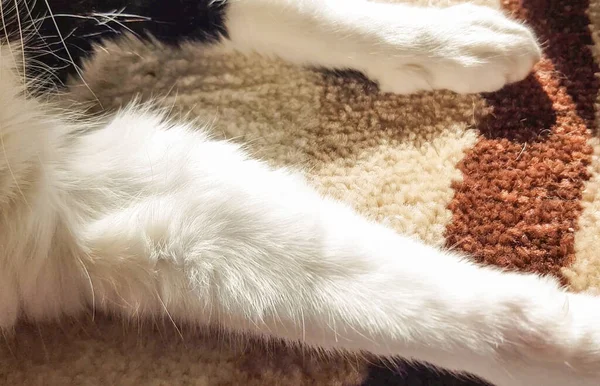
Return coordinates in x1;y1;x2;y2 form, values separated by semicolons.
1;1;599;386
225;0;541;93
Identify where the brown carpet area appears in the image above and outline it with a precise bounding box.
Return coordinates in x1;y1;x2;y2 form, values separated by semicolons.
1;0;599;385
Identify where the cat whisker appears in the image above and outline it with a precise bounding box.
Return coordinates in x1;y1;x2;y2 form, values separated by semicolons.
40;0;103;107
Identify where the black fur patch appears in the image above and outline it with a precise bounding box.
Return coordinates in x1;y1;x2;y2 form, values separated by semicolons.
25;0;229;82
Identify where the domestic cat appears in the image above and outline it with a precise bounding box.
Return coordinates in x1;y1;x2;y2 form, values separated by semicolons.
1;1;599;385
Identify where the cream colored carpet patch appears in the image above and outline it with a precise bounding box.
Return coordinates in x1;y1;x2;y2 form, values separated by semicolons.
562;2;600;292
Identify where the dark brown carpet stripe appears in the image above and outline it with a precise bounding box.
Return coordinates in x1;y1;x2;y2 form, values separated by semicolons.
445;0;597;279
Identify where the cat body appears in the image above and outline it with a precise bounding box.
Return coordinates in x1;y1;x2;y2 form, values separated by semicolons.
1;1;599;385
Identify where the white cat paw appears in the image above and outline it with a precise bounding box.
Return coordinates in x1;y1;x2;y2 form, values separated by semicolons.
363;4;542;94
494;291;600;386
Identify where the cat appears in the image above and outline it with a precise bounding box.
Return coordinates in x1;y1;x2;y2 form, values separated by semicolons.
1;0;599;385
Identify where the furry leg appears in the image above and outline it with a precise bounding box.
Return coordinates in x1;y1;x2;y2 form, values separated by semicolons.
224;0;542;93
63;109;600;386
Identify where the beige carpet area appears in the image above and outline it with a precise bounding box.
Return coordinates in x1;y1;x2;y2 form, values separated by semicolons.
1;0;599;384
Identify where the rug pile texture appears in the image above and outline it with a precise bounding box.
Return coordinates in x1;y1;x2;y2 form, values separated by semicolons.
1;0;599;384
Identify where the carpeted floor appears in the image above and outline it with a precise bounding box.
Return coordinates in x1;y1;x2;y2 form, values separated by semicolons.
1;0;599;384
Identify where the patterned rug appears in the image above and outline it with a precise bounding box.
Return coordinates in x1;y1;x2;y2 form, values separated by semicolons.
1;0;598;384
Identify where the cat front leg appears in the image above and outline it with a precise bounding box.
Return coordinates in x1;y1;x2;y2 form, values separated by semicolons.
223;0;541;94
71;110;600;386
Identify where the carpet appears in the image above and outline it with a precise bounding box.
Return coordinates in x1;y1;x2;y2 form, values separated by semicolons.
1;0;599;384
